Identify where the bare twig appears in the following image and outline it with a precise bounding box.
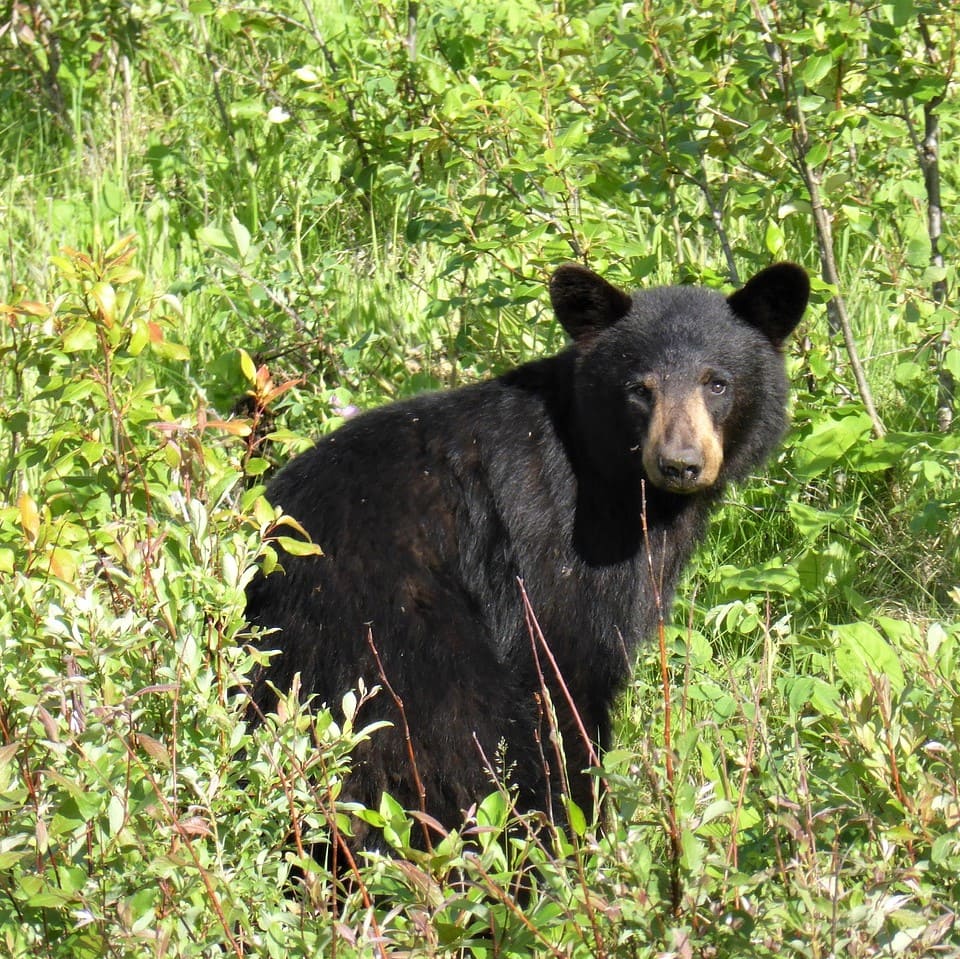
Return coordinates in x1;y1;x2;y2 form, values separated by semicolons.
518;580;601;771
518;583;606;956
639;481;683;915
365;628;433;852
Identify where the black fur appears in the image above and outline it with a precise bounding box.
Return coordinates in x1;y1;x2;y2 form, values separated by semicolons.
245;263;809;847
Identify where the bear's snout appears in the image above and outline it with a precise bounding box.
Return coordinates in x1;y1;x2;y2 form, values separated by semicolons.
657;446;705;488
642;391;723;493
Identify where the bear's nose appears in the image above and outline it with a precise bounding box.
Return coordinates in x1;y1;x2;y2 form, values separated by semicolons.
658;450;703;485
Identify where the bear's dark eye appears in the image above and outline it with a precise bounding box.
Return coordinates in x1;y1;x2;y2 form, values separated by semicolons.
708;379;728;396
627;381;652;401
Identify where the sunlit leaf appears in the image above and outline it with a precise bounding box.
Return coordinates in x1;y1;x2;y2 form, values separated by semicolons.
18;493;39;542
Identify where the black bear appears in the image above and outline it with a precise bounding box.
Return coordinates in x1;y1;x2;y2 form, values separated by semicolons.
245;262;809;848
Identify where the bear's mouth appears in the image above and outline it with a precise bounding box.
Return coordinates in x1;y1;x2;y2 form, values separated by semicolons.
645;462;719;495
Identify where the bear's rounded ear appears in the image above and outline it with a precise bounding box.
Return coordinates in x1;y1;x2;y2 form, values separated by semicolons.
550;264;633;343
727;263;809;349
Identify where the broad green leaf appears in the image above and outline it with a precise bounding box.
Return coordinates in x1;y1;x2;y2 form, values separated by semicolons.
800;53;835;87
196;225;231;251
680;826;704;872
274;536;323;557
791;412;873;478
62;319;98;353
108;794;125;836
834;622;905;694
228;98;264;120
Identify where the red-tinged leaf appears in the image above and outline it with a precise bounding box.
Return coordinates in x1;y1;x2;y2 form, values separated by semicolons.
0;742;20;768
152;421;181;437
17;300;50;317
108;266;143;284
104;233;137;261
255;364;272;392
264;378;303;403
205;418;253;436
137;733;171;765
148;321;164;342
408;810;450;837
175;816;213;838
36;706;60;743
62;246;94;270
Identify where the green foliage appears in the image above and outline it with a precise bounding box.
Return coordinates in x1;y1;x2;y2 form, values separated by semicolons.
0;0;958;956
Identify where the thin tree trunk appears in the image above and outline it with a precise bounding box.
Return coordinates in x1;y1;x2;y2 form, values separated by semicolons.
917;14;954;432
752;1;886;438
800;160;886;438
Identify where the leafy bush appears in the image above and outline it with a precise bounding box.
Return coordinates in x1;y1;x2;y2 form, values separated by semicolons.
1;1;959;955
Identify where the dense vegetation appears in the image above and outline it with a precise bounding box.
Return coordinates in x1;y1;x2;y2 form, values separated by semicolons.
1;1;958;955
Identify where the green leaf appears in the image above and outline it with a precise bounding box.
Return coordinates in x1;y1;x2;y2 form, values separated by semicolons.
62;320;98;353
788;501;839;541
228;98;264;120
275;536;323;557
791;412;873;478
563;796;587;837
697;799;734;830
834;622;905;694
787;676;842;717
944;348;960;380
849;433;913;472
680;826;704;871
196;225;231;251
229;216;251;259
764;221;785;256
805;141;830;167
891;0;914;26
392;126;440;143
800;53;835;87
476;789;507;829
108;795;125;836
244;457;271;476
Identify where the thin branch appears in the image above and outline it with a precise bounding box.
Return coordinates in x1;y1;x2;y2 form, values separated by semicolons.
517;580;601;771
365;628;434;852
917;13;955;431
751;0;886;438
639;481;683;915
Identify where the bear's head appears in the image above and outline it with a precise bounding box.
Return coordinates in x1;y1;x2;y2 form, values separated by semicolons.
550;263;809;496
